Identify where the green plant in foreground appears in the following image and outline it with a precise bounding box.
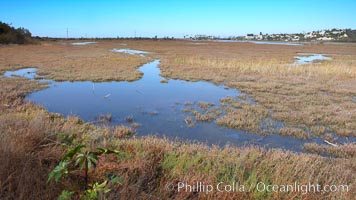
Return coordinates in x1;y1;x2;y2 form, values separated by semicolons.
81;175;122;200
58;190;75;200
48;145;124;199
48;159;71;183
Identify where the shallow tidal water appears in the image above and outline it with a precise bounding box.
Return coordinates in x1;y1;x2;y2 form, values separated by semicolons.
71;41;97;45
294;53;332;64
4;60;329;152
111;48;150;56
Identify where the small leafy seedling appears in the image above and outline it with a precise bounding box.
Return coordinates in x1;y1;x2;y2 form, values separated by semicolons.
48;144;125;199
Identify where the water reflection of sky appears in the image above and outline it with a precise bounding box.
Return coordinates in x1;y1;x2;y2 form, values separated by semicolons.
3;60;328;152
294;53;332;64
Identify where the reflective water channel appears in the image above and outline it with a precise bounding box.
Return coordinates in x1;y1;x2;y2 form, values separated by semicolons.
4;55;335;151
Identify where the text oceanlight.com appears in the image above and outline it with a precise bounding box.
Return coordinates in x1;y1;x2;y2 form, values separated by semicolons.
166;182;350;194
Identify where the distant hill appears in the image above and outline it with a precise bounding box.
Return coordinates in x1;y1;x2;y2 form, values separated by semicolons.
0;21;33;44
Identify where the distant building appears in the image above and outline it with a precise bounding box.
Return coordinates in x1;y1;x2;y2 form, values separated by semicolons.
291;36;300;41
239;29;351;42
317;37;333;41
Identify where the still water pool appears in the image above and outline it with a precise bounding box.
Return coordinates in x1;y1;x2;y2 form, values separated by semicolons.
4;60;323;151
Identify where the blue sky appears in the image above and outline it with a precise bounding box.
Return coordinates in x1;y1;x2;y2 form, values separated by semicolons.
1;0;355;38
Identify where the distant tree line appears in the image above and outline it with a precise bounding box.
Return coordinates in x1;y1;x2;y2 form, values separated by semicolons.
0;21;33;44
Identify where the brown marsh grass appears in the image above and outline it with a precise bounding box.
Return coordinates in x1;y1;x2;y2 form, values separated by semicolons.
0;89;354;199
0;40;356;199
304;143;356;158
90;40;355;139
128;40;356;139
0;41;149;81
1;40;354;139
182;101;222;123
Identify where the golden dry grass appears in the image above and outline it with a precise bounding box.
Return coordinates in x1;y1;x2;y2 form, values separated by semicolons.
304;143;356;158
1;40;354;138
0;73;354;199
0;41;149;81
0;40;355;199
216;103;268;133
118;40;356;139
182;102;223;124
